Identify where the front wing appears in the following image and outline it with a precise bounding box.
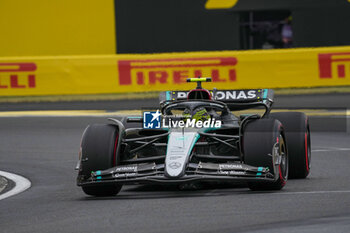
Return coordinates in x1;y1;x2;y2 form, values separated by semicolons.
77;162;275;187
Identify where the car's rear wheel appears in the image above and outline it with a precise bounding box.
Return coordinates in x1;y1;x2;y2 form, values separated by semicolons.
79;124;122;196
243;119;288;190
270;112;311;179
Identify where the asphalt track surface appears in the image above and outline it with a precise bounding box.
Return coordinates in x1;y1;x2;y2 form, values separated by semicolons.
1;94;350;233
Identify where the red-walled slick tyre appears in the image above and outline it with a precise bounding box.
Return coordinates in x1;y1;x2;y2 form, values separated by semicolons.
78;124;122;196
270;112;311;179
243;119;288;191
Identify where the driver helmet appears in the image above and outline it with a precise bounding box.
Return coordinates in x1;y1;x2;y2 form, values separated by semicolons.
183;107;210;122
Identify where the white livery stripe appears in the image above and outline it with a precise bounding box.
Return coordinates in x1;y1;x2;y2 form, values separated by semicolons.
165;132;198;177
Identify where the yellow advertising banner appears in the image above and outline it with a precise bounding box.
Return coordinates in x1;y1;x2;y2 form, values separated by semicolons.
0;0;116;57
0;46;350;96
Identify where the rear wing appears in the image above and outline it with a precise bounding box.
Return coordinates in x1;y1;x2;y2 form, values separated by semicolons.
159;89;274;104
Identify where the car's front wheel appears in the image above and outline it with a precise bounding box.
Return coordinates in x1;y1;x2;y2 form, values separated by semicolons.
78;124;122;196
243;119;288;191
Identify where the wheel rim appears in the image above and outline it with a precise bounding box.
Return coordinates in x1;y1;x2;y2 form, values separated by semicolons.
278;134;288;181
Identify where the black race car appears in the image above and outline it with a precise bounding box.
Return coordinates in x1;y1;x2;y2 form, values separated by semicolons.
76;78;311;196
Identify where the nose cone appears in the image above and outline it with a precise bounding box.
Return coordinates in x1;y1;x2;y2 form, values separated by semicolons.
164;132;199;178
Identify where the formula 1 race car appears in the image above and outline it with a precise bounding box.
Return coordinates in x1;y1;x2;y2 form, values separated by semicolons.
76;78;311;196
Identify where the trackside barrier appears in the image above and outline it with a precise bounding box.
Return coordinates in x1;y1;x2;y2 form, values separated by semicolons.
0;46;350;96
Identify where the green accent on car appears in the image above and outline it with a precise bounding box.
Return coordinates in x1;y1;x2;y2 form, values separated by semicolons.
176;136;189;141
189;133;200;154
166;91;171;101
263;89;268;99
202;127;219;133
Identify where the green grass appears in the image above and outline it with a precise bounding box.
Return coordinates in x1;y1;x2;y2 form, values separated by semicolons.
0;86;349;103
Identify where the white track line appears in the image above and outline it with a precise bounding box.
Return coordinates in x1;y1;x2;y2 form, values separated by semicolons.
312;148;350;152
0;171;31;201
272;190;350;195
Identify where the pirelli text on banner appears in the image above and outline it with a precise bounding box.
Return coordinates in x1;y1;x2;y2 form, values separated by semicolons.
319;52;350;79
0;63;36;89
1;46;350;96
118;57;237;85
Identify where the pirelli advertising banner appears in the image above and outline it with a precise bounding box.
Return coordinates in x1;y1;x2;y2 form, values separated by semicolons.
0;46;350;96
